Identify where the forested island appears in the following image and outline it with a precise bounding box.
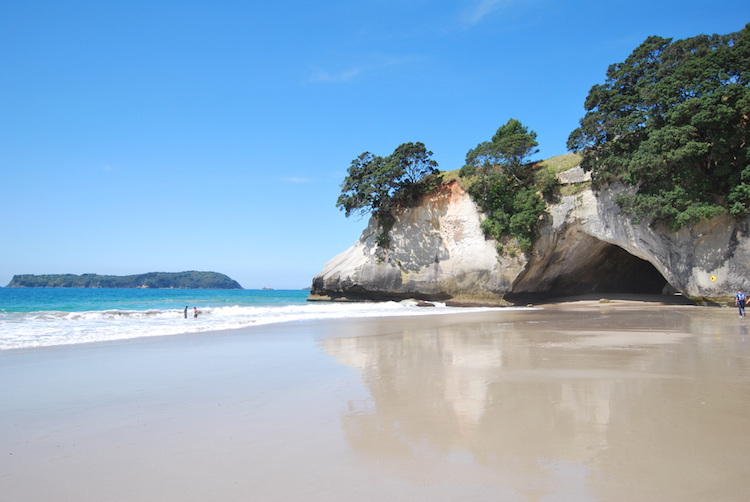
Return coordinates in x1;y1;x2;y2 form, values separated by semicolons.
6;272;243;289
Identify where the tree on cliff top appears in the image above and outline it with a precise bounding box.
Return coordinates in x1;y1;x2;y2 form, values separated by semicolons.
465;118;539;180
567;23;750;229
336;142;439;222
460;119;552;254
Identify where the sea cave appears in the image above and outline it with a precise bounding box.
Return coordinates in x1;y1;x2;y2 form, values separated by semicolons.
509;237;675;301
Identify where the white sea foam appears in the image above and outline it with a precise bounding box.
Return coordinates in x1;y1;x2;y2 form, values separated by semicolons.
0;301;519;350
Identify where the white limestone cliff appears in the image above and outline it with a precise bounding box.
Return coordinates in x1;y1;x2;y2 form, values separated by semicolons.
311;175;750;303
311;182;525;302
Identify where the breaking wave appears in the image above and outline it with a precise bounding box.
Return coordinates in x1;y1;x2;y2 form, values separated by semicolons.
0;300;507;350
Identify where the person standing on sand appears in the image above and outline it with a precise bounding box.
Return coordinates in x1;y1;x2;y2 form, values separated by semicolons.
194;307;199;319
184;306;188;319
736;290;746;318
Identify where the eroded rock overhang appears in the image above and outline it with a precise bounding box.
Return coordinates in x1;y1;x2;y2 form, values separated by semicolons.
518;183;750;302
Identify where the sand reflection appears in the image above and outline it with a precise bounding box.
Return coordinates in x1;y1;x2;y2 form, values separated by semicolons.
321;306;750;501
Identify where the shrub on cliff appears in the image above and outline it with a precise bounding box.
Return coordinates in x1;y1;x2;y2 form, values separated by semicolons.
460;118;554;253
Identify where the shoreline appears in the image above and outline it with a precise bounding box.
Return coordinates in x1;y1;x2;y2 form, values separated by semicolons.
0;295;721;354
0;294;713;354
3;302;749;501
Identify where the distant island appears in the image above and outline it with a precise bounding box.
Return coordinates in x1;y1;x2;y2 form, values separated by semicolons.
6;271;243;289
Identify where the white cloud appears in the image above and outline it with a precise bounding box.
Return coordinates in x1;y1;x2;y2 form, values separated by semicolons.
461;0;510;26
101;165;116;172
282;176;314;183
309;67;364;83
308;55;419;84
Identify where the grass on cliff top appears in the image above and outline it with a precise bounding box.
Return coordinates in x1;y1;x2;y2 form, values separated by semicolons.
538;152;582;173
439;152;583;190
440;168;464;188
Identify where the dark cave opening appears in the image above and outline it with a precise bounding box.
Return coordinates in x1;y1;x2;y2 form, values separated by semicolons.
545;244;668;295
507;241;674;303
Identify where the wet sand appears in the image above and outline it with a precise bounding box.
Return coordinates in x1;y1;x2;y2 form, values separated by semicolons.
2;300;750;501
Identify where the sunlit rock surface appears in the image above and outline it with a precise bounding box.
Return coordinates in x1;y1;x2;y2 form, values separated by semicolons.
311;182;524;302
311;174;750;303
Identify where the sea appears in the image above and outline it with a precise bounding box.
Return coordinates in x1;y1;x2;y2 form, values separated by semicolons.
0;288;501;351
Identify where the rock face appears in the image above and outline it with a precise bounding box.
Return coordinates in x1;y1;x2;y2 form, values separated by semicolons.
311;175;750;303
521;184;750;302
311;182;525;302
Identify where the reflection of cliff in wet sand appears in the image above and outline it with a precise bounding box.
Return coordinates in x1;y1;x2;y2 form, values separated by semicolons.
322;302;750;501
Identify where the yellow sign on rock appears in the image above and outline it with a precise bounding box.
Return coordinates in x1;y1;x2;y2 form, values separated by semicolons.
710;275;717;281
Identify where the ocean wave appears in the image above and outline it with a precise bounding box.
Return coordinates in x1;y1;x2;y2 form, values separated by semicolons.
0;301;512;350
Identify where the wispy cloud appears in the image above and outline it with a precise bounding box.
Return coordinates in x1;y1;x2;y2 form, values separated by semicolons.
101;165;116;172
308;55;419;84
309;67;365;83
282;176;314;183
461;0;512;26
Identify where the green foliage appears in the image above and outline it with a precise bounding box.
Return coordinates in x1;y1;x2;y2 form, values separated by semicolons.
374;232;391;248
459;164;477;178
616;188;728;230
465;118;539;179
464;120;552;254
337;142;439;220
337;142;440;245
7;272;242;289
534;166;558;200
568;24;750;228
560;182;591;197
336;152;391;219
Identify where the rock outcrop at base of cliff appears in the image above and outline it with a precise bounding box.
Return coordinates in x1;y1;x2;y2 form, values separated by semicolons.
311;175;750;304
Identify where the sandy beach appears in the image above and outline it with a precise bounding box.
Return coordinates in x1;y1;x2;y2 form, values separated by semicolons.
2;300;750;501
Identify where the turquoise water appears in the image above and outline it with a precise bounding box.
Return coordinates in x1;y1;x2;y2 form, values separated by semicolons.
0;287;309;313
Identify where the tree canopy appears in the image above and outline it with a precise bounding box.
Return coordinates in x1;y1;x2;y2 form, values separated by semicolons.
465;118;539;179
336;142;439;223
567;24;750;229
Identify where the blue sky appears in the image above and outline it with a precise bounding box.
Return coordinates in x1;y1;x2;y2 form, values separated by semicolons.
1;1;748;289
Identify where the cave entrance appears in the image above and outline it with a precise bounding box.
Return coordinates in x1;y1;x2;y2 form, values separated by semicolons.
542;244;668;295
508;237;675;301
